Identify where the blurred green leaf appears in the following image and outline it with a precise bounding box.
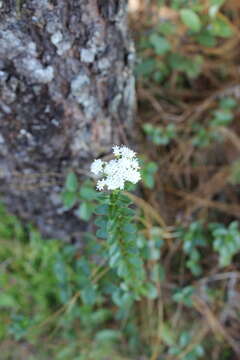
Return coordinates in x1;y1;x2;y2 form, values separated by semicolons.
210;221;240;267
95;329;122;343
81;285;97;306
196;30;217;47
145;282;158;299
149;34;171;55
209;0;225;18
157;21;176;35
61;190;77;209
79;183;98;201
95;204;109;215
96;228;108;239
141;160;158;189
0;294;17;308
136;59;156;77
161;323;175;346
219;97;237;109
65;172;78;192
123;223;137;234
210;18;233;37
211;109;233;126
173;286;195;307
180;9;202;32
76;202;94;221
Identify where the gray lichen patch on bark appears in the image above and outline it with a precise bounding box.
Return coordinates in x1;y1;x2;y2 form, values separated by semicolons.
0;0;136;239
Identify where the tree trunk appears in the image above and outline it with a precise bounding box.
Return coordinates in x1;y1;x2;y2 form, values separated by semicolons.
0;0;136;240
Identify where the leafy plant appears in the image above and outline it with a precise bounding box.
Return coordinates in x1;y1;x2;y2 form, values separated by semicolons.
136;0;233;84
210;221;240;267
173;286;196;307
95;191;145;297
192;97;237;147
182;221;207;276
91;146;146;296
169;331;205;360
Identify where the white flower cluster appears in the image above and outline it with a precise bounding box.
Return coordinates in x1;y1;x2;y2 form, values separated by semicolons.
91;145;141;191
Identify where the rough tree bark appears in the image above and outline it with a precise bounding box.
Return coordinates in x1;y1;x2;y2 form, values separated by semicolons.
0;0;136;240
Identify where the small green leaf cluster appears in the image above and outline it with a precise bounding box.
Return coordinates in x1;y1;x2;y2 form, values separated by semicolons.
95;191;145;296
61;172;98;221
136;0;233;84
173;285;196;307
178;219;240;273
143;123;177;146
168;331;204;360
210;221;240;267
192;96;237;148
136;40;203;81
178;0;232;39
141;96;237;152
8;314;33;341
182;221;207;276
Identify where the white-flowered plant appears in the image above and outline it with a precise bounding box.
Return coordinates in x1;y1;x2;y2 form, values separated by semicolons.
91;145;141;191
91;146;145;296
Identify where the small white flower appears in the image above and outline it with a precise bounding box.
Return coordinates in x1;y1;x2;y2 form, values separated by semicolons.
112;145;121;157
90;145;141;191
125;169;141;184
106;174;125;190
130;158;140;170
96;179;106;191
105;159;118;176
90;159;105;175
120;146;136;159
